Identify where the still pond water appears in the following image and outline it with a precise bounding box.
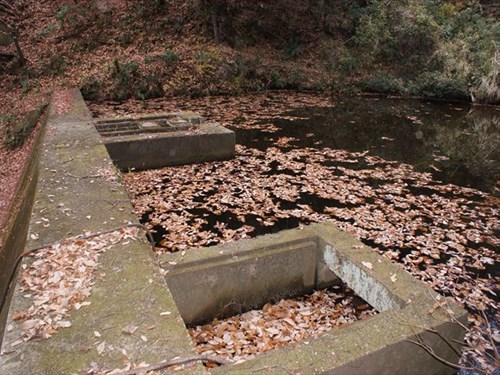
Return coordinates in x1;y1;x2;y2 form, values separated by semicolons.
235;96;499;194
105;94;499;373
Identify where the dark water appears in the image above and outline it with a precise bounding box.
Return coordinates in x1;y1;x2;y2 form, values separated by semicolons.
236;97;499;194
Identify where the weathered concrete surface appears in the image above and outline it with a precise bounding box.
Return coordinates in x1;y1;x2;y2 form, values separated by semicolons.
103;123;235;171
24;89;134;248
0;89;200;374
165;239;322;326
0;109;47;347
164;224;467;375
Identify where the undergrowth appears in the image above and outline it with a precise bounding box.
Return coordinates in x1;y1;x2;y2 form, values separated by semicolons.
1;1;498;103
354;0;499;103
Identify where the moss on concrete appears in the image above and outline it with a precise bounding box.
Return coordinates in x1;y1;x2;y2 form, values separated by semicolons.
0;89;202;374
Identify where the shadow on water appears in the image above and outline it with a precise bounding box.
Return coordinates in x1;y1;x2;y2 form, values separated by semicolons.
235;97;499;193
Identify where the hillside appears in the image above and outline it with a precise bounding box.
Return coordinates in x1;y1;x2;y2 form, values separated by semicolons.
0;0;499;228
0;2;498;373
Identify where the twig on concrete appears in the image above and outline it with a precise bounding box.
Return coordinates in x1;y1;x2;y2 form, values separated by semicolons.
251;365;297;374
24;223;155;256
63;172;101;180
111;355;232;375
407;334;485;374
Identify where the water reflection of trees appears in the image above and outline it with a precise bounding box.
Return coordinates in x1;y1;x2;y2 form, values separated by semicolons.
435;109;499;193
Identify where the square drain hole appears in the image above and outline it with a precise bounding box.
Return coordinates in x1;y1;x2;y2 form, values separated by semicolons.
189;283;377;364
161;225;467;374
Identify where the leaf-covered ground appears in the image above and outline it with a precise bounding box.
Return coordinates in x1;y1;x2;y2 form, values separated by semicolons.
7;227;140;348
91;92;499;373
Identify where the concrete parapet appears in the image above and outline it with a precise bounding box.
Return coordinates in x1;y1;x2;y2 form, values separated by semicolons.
0;89;200;374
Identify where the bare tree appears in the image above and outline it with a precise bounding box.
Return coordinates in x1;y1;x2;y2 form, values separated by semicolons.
0;0;26;66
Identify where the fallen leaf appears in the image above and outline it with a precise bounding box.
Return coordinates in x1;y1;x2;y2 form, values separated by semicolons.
122;324;138;335
361;261;373;270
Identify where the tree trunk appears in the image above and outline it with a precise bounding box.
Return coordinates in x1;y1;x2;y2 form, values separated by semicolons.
12;34;25;66
211;9;219;43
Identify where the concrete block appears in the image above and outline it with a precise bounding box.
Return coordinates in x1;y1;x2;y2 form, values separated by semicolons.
166;239;320;325
94;113;235;170
163;224;467;375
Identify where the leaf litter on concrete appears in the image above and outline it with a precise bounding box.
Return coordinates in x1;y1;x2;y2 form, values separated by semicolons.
189;284;377;364
7;226;140;348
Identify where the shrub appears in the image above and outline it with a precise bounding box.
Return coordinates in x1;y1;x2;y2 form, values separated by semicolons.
108;60;164;101
44;54;66;76
411;71;470;100
362;75;405;94
2;106;46;149
268;69;286;89
80;76;104;101
472;50;500;105
284;32;301;59
354;0;498;102
161;50;180;63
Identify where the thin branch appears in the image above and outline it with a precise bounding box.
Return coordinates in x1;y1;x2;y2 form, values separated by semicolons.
390;312;463;358
480;309;499;359
112;355;232;375
0;1;17;17
407;335;486;374
251;365;296;374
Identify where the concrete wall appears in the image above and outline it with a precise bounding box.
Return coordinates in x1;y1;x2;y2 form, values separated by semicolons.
104;124;235;170
165;239;339;325
0;109;47;344
0;88;200;374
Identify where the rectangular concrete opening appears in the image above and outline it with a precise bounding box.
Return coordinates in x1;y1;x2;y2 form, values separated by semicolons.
95;113;198;137
159;225;466;374
162;231;410;367
188;282;378;364
166;239;339;327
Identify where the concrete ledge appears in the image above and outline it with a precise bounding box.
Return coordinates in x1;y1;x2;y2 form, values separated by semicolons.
0;108;47;345
163;224;467;375
0;89;200;374
95;113;235;171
